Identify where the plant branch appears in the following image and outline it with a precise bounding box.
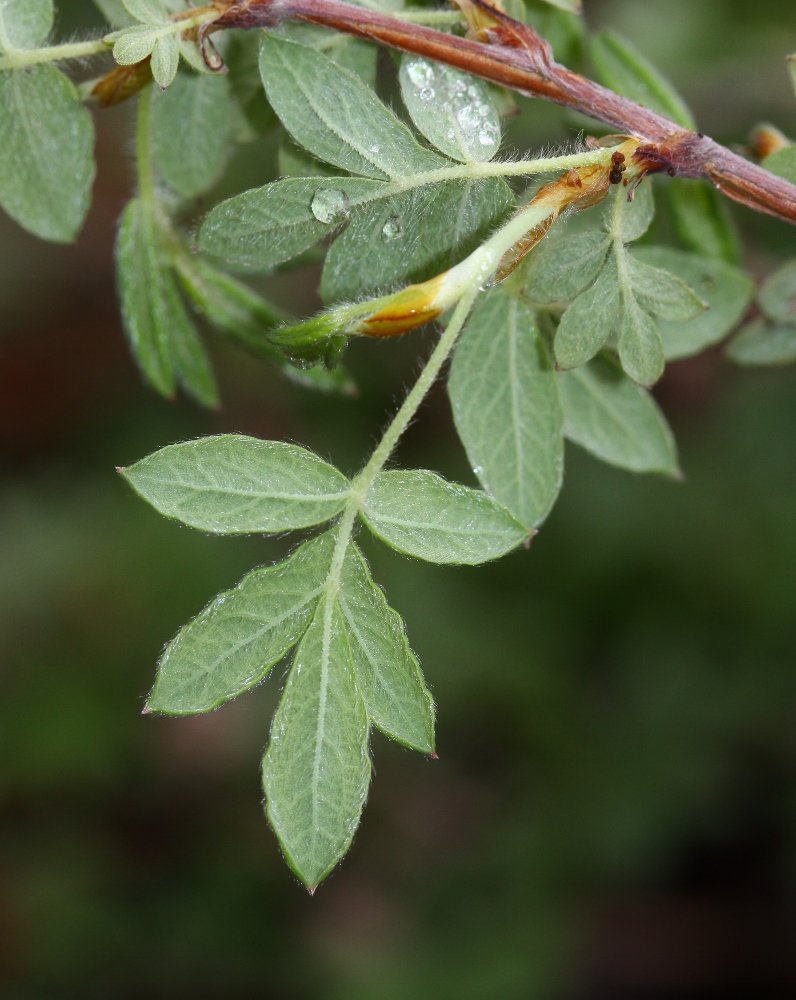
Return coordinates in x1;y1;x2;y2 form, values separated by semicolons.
0;39;110;72
215;0;796;226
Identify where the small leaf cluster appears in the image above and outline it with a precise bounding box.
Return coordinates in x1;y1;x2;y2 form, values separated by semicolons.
122;434;527;887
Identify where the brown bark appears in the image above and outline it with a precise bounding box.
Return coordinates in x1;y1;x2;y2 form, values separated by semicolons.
215;0;796;226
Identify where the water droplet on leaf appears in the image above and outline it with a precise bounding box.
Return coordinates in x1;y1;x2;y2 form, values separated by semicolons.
382;217;403;240
311;188;349;224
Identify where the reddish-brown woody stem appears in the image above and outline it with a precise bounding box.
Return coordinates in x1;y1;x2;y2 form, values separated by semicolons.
215;0;796;226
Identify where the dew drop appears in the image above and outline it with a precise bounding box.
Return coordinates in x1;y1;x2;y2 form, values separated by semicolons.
311;188;349;224
369;143;381;154
419;86;435;102
382;216;403;240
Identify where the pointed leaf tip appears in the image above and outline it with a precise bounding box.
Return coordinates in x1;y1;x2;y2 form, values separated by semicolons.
307;886;316;896
431;752;439;760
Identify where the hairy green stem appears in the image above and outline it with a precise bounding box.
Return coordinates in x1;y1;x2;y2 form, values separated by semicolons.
323;289;479;602
0;38;110;72
391;146;619;193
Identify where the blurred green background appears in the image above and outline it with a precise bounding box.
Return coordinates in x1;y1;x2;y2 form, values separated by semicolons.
2;0;796;996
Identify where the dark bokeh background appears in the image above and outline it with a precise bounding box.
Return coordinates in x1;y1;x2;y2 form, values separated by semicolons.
2;1;796;996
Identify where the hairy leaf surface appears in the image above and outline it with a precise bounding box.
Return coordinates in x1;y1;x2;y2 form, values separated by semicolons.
399;56;501;163
149;533;335;714
618;293;664;386
122;435;350;533
555;256;622;369
524;232;610;303
158;267;219;408
151;73;231;198
0;66;95;242
633;247;754;359
259;33;444;179
198;176;387;269
321;178;514;302
558;355;678;475
117;198;175;396
605;182;654;243
340;545;435;753
627;253;705;321
263;602;371;889
0;0;53;50
362;470;528;564
449;291;563;528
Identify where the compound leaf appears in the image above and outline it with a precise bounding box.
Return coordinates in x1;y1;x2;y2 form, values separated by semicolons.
618;293;665;387
633;246;754;359
148;532;335;715
726;319;796;366
362;470;529;565
112;23;161;64
759;259;796;324
151;32;178;88
591;30;695;129
198;176;387;269
0;66;95;242
263;602;371;890
627;253;705;321
555;256;622;369
117;198;175;396
558;354;679;475
449;290;564;528
0;0;53;51
524;231;610;303
399;56;501;163
321;177;514;302
259;32;445;179
121;435;350;534
151;72;231;197
340;545;435;753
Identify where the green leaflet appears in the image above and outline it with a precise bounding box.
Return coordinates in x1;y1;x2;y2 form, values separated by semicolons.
321;178;514;303
626;253;706;321
148;533;335;715
259;33;445;180
112;24;162;64
591;30;695;130
726;319;796;366
279;23;378;89
150;32;178;89
123;0;168;22
448;290;564;529
151;73;231;198
558;355;679;476
0;0;53;50
0;66;95;243
362;470;529;565
157;265;219;408
339;545;435;753
117;198;175;396
198;176;387;269
539;0;581;11
759;259;796;324
618;292;665;387
263;601;371;890
399;56;501;164
604;181;655;243
555;255;622;369
667;179;741;265
762;146;796;186
633;247;754;360
278;135;337;178
524;232;610;303
122;435;351;534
